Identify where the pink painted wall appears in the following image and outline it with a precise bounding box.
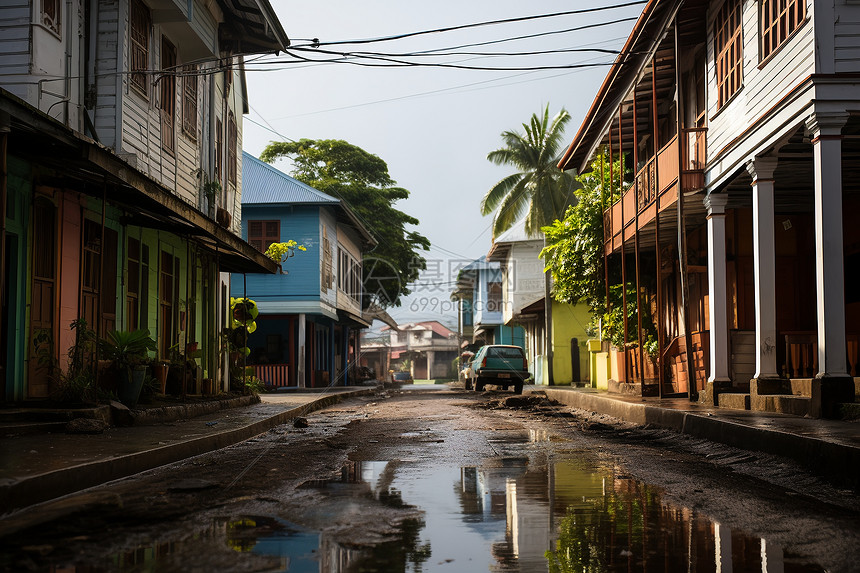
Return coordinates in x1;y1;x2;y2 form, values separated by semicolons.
57;194;82;370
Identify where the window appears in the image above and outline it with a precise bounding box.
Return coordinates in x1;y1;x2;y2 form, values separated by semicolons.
487;281;502;312
160;36;176;153
760;0;806;61
714;0;743;108
227;111;237;185
129;0;151;96
248;220;280;252
182;65;198;139
42;0;61;36
127;238;140;331
321;227;333;291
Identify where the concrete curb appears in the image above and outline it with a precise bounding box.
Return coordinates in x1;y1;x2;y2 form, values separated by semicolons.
0;388;376;512
128;394;261;425
540;388;860;488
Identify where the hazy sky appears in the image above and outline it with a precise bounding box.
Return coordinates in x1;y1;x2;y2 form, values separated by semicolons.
242;1;642;327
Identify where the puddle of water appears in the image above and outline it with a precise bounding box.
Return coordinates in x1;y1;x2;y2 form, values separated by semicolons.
29;451;829;572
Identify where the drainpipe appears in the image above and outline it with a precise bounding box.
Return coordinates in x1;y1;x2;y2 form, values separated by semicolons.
544;241;553;385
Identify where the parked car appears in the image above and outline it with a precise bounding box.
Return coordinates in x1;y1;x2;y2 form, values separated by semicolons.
467;345;529;394
390;371;414;384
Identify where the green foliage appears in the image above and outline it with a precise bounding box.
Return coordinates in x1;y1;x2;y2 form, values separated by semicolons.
260;139;430;308
35;319;100;404
99;329;157;374
264;239;306;271
483;105;580;237
541;150;656;354
226;298;259;392
244;376;265;395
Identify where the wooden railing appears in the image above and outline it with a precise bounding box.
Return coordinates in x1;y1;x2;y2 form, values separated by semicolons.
783;333;860;378
602;128;707;250
254;363;291;387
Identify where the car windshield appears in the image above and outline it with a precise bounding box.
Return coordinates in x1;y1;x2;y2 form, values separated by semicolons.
487;347;524;359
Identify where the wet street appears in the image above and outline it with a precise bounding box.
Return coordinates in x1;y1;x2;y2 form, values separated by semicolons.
2;386;859;572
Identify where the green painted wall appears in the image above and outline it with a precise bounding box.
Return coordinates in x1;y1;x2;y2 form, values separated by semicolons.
3;156;31;400
551;301;592;386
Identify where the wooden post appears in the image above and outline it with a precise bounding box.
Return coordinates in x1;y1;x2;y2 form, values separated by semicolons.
618;110;629;385
633;88;645;390
652;56;664;398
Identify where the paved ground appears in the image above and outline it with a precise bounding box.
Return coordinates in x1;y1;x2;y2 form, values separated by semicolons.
0;383;857;514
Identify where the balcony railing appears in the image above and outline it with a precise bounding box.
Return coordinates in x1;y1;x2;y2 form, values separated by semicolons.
603;128;707;246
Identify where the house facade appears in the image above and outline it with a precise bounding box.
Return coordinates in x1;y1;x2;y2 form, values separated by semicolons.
383;321;459;380
451;256;526;354
0;0;286;401
560;0;859;416
486;223;591;386
233;153;376;388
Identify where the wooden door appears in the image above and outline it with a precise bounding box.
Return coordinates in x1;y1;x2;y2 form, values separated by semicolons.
28;199;57;398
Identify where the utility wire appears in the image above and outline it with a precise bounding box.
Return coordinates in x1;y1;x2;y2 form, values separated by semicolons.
290;1;647;48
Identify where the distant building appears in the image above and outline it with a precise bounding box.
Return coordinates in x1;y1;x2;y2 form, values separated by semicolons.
233;153;376;387
363;321;459;380
486;221;591;386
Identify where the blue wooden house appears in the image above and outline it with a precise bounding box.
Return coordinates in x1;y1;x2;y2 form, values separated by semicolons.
232;153;376;387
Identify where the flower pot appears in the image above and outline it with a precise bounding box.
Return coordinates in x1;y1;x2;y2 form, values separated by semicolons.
118;365;148;408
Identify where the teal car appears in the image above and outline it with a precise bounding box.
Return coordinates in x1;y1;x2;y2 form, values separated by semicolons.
467;345;529;394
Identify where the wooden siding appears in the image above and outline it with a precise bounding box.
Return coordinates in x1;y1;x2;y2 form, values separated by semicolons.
235;205;322;302
335;222;363;315
0;2;31;80
319;208;338;308
835;2;860;72
94;0;120;148
706;0;815;168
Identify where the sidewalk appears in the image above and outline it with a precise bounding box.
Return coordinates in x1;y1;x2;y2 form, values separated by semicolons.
0;387;377;513
533;386;860;488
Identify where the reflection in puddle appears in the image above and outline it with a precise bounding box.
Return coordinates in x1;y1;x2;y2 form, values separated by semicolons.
37;457;826;572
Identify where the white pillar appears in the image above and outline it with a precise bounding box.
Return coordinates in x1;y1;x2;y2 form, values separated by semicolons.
806;112;850;378
297;313;306;388
714;522;733;573
426;349;435;379
746;157;780;379
761;539;785;573
706;193;731;384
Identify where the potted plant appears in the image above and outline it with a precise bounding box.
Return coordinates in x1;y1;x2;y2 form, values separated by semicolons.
100;329;157;407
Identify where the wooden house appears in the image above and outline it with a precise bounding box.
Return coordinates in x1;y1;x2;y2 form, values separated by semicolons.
0;0;287;401
233;153;377;388
560;0;859;416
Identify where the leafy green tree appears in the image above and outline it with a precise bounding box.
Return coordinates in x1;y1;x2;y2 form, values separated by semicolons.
482;105;580;237
260;139;430;308
541;151;657;354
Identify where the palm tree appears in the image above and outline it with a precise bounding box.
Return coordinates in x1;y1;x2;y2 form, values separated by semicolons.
482;105;579;238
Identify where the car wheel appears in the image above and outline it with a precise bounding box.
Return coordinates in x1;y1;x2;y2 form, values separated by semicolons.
475;378;485;392
513;382;523;395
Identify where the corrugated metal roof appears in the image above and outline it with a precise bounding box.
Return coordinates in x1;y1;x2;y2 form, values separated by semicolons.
242;152;339;205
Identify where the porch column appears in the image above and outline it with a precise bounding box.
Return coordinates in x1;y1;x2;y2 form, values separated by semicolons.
297;313;306;388
746;157;780;380
806;112;850;378
705;193;731;385
427;349;435;379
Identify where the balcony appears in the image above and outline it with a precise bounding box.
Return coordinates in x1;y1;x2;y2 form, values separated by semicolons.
603;128;706;253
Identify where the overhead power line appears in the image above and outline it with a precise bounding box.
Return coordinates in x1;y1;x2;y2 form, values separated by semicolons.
289;1;647;48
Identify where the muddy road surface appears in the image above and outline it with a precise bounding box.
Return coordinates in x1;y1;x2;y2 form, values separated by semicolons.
3;385;859;572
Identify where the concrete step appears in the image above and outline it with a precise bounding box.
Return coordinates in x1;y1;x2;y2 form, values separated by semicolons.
751;394;811;417
718;393;750;411
0;406;108;424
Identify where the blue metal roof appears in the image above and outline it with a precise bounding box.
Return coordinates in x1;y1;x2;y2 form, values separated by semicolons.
242;152;339;205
